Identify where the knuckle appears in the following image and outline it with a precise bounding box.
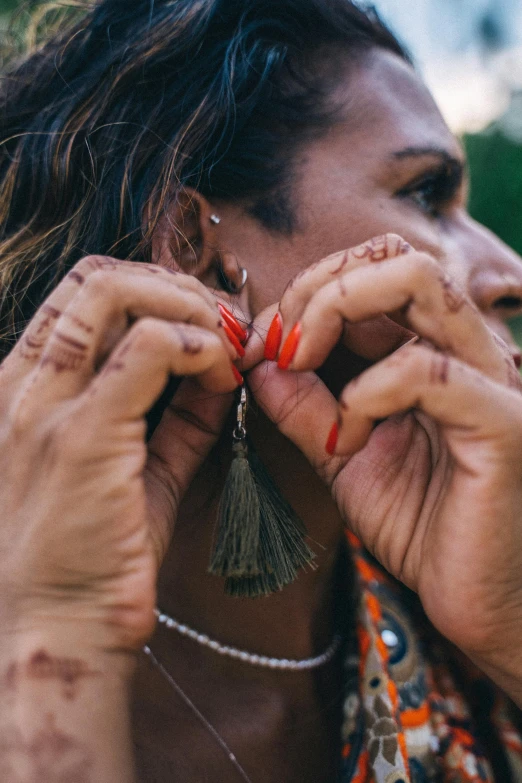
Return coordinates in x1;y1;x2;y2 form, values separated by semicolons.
81;269;115;299
78;254;120;272
409;252;439;285
129;317;167;350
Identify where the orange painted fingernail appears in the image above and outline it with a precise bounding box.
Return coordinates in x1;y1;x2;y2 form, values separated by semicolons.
325;422;339;455
223;324;246;357
264;312;283;361
277;322;301;370
218;304;247;343
231;364;243;386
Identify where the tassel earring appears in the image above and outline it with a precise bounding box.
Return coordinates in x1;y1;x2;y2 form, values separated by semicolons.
209;385;316;598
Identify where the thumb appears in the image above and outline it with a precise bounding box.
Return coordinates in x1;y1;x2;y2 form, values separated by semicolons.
247;360;340;483
145;378;234;559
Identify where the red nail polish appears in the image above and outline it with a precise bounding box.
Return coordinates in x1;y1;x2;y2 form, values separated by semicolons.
223;324;246;357
218;304;247;343
264;312;283;361
231;364;243;386
277;322;301;370
325;422;339;455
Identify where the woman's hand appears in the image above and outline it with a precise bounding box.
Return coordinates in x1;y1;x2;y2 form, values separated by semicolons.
0;256;241;651
248;234;522;697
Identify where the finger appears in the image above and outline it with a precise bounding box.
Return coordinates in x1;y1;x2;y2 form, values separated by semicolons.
19;269;237;409
1;254;230;384
85;318;240;422
278;233;411;337
242;303;280;372
264;235;414;363
247;359;340;483
145;378;234;561
0;260;95;384
331;343;522;457
286;252;507;384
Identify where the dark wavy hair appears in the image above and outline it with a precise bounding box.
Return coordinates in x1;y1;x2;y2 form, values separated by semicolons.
0;0;408;346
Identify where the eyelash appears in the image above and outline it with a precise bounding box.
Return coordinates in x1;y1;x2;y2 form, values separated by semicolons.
397;164;463;218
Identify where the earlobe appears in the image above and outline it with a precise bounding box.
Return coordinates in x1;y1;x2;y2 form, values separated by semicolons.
218;252;248;294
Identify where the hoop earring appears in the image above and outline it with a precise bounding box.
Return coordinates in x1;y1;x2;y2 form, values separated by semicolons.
219;266;248;295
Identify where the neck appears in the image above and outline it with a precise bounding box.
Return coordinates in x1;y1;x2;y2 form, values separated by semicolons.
156;410;351;662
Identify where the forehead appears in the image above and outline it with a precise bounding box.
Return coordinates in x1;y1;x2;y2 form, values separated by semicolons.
328;48;462;165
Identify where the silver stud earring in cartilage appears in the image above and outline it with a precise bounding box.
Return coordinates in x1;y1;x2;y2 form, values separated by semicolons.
210;214;221;225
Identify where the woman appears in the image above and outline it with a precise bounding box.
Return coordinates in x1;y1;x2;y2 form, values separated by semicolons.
2;0;522;781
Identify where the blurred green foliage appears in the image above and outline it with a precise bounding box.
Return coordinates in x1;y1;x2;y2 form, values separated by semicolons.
0;0;18;14
464;129;522;345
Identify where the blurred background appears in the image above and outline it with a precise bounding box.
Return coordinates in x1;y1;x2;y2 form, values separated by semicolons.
374;0;522;343
1;0;522;340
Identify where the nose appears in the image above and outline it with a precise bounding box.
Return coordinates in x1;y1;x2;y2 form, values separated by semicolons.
450;214;522;318
447;214;522;365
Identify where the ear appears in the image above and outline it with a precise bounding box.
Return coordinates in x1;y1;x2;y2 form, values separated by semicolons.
150;188;246;294
151;187;214;271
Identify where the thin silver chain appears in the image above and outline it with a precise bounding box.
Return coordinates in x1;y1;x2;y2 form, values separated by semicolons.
143;644;254;783
154;608;342;670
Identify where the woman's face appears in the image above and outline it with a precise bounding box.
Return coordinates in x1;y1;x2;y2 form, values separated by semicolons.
216;48;522;359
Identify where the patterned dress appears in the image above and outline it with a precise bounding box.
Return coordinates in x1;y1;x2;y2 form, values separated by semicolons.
340;532;522;783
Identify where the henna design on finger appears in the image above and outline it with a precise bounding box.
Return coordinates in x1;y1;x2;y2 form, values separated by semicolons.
41;305;62;321
18;305;63;361
351;235;390;263
41;331;89;372
330;250;350;276
4;650;101;702
0;714;93;782
439;275;466;314
172;325;204;355
505;356;522;391
67;271;85;285
430;354;450;384
64;312;94;334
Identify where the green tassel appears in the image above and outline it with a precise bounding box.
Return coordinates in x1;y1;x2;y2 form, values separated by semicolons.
209;439;262;579
224;442;316;598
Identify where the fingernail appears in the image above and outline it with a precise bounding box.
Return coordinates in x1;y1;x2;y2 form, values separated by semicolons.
264;312;283;361
223;324;246;357
231;364;243;386
325;421;339;455
277;322;301;370
218;303;247;343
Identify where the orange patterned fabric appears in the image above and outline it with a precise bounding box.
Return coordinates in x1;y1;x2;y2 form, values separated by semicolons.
340;534;522;782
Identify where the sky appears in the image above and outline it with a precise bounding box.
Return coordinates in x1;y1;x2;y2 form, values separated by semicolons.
373;0;522;133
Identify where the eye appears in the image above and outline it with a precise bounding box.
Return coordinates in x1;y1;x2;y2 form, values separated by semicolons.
396;161;464;219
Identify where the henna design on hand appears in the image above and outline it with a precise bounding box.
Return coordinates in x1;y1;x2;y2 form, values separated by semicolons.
439;275;466;314
330;250;350;276
67;271;85;285
19;305;63;361
171;325;203;355
4;650;101;702
0;714;92;783
41;331;89;373
351;235;390;263
64;312;94;334
430;354;450;385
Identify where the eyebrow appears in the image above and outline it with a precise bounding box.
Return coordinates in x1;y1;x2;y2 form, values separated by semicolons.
391;146;465;169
